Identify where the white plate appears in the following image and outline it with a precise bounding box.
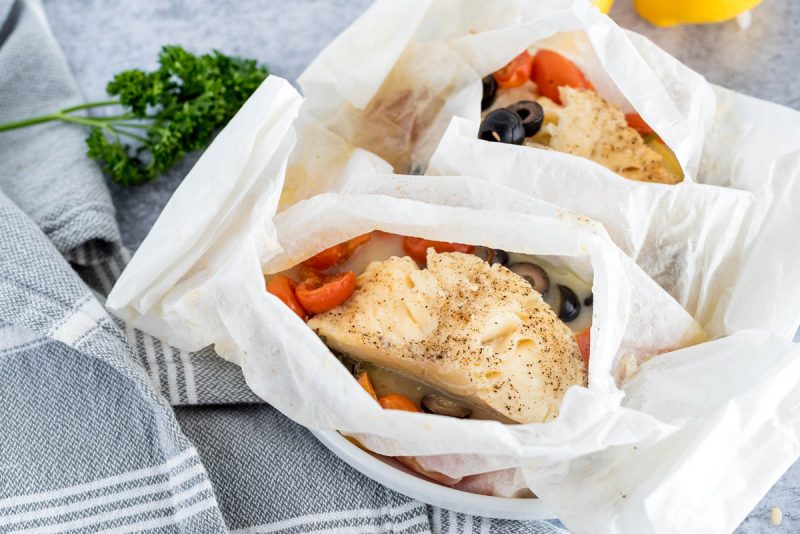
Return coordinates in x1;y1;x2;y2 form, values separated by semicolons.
313;430;556;521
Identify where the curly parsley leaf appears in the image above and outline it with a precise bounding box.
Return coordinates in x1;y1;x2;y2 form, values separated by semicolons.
1;45;269;186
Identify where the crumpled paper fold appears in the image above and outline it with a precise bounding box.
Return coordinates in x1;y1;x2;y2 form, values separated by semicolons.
289;0;800;339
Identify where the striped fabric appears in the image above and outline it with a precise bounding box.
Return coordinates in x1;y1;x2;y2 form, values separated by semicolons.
0;446;217;533
0;189;226;532
228;503;430;533
75;247;261;407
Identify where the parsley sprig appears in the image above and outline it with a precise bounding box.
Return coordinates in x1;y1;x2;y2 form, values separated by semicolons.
0;45;268;185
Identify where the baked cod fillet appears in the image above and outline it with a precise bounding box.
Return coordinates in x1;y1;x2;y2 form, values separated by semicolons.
530;87;682;184
308;251;587;423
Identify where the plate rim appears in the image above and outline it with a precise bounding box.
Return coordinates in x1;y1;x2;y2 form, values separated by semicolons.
312;429;557;521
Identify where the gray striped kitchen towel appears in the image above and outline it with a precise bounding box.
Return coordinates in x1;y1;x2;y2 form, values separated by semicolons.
0;0;568;531
77;248;262;407
0;186;226;531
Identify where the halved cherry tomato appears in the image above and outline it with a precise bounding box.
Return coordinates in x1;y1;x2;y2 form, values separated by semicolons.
266;274;307;319
576;327;591;368
402;237;475;264
296;266;323;286
625;112;655;136
356;371;378;401
295;272;357;314
493;51;533;89
531;49;593;105
378;394;421;412
303;234;371;271
395;456;462;486
370;230;396;239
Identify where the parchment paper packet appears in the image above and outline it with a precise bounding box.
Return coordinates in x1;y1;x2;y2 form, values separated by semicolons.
285;0;800;339
427;89;800;340
108;76;800;534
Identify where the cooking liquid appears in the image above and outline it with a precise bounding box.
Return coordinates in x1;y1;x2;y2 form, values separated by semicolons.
278;232;593;422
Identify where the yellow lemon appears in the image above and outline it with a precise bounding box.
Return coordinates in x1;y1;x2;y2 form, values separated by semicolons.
633;0;764;27
593;0;614;14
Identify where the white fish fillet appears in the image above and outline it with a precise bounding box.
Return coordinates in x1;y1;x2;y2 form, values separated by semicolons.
308;251;587;423
533;87;681;184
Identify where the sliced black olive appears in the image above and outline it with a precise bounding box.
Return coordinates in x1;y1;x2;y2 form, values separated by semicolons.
421;393;473;418
479;109;525;145
509;262;550;296
473;246;492;263
481;75;498;111
584;293;593;307
474;247;510;266
507;100;544;137
408;162;424;175
491;249;509;266
556;285;581;322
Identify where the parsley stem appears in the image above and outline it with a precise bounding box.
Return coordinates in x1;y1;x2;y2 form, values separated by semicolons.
110;122;152;130
0;109;153;134
109;127;149;144
93;114;156;123
57;114;108;129
0;100;125;133
93;114;136;121
0;114;62;132
60;99;121;113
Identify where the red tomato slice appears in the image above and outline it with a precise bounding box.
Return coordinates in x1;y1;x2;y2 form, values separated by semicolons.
493;51;533;89
402;237;475;264
356;371;378;401
531;49;593;105
266;274;307;320
576;327;591;368
303;234;371;271
378;394;421;412
295;271;357;314
625;113;655;135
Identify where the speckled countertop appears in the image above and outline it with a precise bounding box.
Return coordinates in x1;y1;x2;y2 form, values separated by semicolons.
40;1;800;532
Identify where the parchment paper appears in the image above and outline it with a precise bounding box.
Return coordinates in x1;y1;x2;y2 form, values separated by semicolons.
289;0;800;339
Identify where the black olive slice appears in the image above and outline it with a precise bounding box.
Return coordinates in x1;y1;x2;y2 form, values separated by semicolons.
556;285;581;322
408;162;424;175
491;249;509;266
481;75;498;111
474;247;510;266
473;246;493;263
421;393;473;418
507;100;544;137
509;262;550;296
478;109;525;145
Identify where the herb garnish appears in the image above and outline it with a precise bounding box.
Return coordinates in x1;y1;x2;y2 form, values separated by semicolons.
0;45;268;185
